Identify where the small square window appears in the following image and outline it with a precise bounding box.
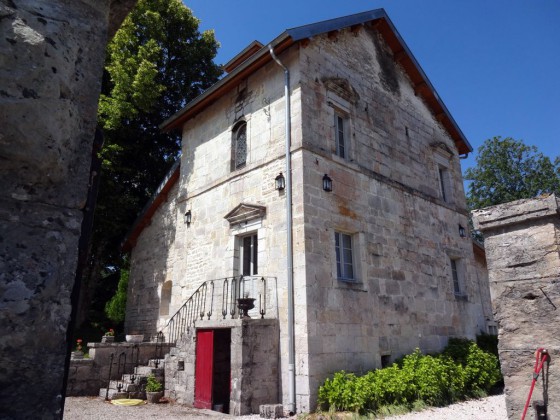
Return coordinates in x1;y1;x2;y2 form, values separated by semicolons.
335;231;355;281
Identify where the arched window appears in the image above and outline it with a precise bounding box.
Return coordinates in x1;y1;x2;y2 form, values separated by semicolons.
159;281;172;317
232;121;247;170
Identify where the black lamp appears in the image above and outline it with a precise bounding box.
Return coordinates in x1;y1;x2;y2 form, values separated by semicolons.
184;210;192;225
459;224;466;238
322;174;333;192
275;172;285;190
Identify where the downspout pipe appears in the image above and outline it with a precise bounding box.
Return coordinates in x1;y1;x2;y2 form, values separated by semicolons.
268;44;296;415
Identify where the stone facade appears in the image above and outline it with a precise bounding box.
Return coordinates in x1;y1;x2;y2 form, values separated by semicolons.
473;194;560;420
125;11;493;413
0;0;135;418
165;319;279;416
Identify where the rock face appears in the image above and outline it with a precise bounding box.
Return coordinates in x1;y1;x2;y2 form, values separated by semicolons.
0;0;135;418
473;194;560;420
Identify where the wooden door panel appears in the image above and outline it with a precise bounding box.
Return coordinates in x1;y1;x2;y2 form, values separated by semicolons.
194;329;214;409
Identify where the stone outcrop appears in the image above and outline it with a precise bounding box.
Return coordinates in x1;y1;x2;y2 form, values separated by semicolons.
473;194;560;419
0;0;135;418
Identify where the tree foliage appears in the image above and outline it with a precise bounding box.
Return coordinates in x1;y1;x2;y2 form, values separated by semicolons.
105;267;129;324
81;0;222;327
464;137;560;210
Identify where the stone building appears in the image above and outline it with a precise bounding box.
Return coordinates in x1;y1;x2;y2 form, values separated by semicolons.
123;9;493;413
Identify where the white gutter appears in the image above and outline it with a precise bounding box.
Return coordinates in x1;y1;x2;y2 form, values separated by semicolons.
268;44;296;415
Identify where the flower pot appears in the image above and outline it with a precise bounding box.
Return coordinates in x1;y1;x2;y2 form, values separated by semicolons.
146;391;163;403
125;334;144;343
237;297;256;318
101;335;115;343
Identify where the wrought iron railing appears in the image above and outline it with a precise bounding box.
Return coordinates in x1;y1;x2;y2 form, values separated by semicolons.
162;276;276;344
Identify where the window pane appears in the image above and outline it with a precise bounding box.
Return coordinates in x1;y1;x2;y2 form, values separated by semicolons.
335;233;341;278
336;115;345;158
335;232;355;280
451;259;460;294
439;167;447;202
252;235;258;275
342;234;352;249
242;236;251;275
235;124;247;168
344;263;354;279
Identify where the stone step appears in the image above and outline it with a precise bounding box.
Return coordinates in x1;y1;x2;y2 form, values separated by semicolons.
147;359;165;368
134;366;164;376
122;373;147;384
99;388;128;400
108;381;140;392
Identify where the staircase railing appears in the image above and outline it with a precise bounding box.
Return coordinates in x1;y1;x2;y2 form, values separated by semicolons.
161;275;276;344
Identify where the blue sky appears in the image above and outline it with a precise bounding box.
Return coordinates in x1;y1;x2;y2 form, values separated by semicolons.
185;0;560;173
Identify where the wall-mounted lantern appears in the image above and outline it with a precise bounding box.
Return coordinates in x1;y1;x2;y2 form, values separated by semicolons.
322;174;333;192
459;224;466;238
184;210;192;225
275;172;285;190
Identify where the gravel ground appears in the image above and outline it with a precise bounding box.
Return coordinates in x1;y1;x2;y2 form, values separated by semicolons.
63;394;507;419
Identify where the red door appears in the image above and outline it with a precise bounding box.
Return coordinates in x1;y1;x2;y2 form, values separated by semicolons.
194;329;214;409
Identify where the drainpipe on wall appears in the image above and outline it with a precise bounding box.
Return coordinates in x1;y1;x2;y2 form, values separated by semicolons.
268;44;296;415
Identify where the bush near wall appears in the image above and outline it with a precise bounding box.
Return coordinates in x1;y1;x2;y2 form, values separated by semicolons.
318;339;502;414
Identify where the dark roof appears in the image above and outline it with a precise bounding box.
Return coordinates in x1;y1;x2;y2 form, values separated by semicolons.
161;8;472;155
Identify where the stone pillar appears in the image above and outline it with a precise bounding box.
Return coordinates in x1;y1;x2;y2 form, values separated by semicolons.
0;1;135;418
473;194;560;420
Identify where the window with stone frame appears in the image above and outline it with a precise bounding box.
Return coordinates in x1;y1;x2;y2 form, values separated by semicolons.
335;231;355;282
240;233;258;276
232;120;247;170
433;145;454;203
334;111;348;159
450;257;463;295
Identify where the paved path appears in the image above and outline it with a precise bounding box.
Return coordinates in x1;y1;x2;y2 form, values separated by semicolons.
64;394;507;419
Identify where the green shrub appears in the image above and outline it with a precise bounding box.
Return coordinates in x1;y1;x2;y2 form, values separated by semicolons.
318;339;502;415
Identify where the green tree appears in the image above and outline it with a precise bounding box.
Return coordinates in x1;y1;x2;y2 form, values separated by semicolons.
79;0;222;328
465;137;560;210
105;267;129;324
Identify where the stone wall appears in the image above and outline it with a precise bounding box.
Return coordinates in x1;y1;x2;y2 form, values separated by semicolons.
165;319;279;415
473;194;560;419
66;342;174;396
296;25;489;407
0;0;135;418
126;181;180;334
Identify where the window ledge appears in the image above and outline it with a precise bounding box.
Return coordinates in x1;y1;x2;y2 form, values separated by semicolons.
454;293;468;302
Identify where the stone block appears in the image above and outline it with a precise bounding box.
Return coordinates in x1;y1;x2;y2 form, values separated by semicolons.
259;404;284;419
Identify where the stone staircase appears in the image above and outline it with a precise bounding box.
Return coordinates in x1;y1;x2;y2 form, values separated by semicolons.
99;358;165;400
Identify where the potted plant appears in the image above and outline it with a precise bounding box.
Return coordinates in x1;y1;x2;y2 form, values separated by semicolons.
101;328;115;343
145;374;163;403
71;338;84;359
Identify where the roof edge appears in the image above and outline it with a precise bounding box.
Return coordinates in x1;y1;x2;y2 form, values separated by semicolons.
122;160;181;252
